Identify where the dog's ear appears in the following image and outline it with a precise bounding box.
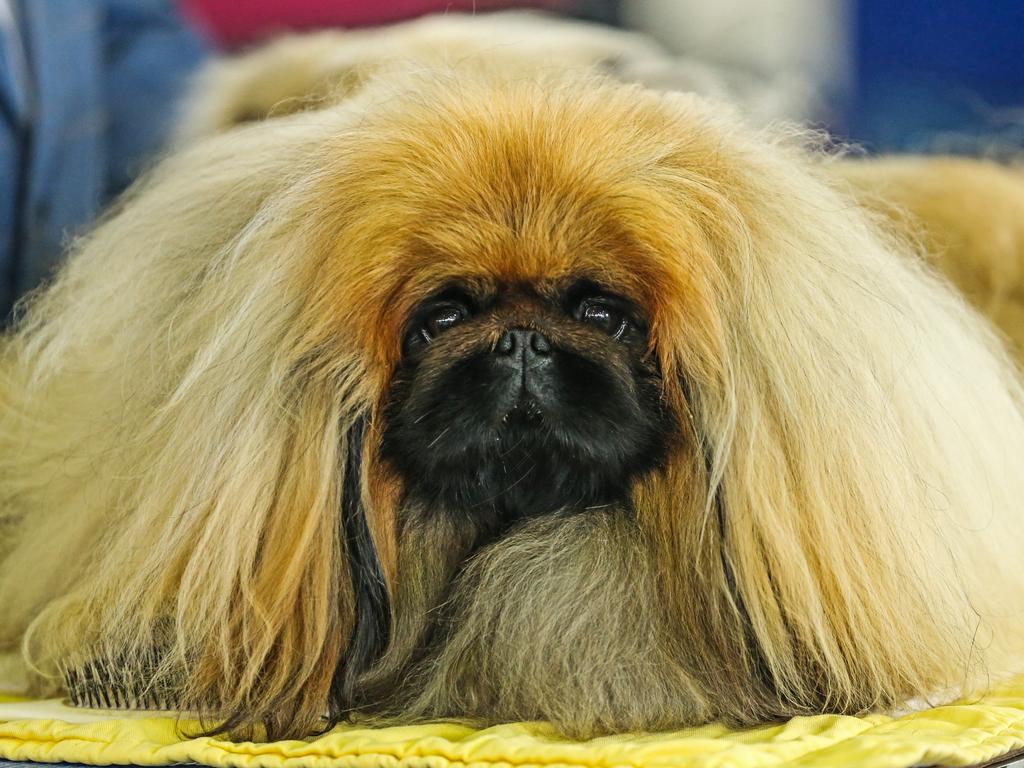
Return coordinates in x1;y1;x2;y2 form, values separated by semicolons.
630;110;1024;724
2;114;404;739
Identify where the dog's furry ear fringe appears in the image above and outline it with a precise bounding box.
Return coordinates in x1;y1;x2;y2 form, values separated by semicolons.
0;113;392;739
626;126;1024;722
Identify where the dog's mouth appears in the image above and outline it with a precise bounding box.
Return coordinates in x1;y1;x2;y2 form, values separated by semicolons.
384;389;667;525
500;393;545;426
384;402;628;521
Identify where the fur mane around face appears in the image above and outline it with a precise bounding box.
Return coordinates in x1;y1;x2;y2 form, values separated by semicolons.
2;63;1024;739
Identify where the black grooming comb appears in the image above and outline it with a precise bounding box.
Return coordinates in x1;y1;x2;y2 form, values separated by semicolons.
58;652;179;711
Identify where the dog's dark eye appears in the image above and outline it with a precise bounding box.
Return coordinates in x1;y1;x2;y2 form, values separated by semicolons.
578;298;629;338
422;302;468;340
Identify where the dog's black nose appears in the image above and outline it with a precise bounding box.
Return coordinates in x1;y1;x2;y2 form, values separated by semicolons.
495;328;552;360
494;329;554;408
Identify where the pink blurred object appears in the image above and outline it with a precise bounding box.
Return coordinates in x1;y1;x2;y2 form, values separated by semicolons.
179;0;575;48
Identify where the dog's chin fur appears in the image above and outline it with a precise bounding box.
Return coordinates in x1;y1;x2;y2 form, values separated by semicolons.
3;31;1024;741
363;510;706;738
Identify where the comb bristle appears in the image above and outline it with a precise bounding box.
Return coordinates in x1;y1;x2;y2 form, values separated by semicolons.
61;647;180;713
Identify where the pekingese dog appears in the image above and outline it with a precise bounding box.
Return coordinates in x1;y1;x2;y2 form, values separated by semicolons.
2;13;1024;742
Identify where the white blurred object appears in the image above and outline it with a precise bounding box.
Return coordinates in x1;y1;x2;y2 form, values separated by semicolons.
622;0;851;123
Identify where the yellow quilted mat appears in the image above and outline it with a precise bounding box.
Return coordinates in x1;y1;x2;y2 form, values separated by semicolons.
2;685;1024;768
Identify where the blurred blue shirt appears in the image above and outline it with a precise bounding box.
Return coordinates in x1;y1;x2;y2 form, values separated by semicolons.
0;0;206;318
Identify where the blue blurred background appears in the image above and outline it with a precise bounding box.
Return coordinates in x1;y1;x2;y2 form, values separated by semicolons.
849;0;1024;154
2;0;1023;317
623;0;1024;154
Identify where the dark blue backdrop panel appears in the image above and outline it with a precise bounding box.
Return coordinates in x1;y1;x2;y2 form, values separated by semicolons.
848;0;1024;152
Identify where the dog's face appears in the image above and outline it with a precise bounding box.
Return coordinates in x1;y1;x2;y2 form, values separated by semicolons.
302;77;718;721
380;279;670;526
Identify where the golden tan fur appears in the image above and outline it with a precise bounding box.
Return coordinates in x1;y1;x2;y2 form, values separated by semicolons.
837;157;1024;354
2;26;1024;741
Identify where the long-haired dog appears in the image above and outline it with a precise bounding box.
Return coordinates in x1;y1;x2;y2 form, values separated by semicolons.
3;15;1024;742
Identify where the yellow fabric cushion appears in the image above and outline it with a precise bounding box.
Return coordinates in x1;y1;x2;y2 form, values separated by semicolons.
1;685;1024;768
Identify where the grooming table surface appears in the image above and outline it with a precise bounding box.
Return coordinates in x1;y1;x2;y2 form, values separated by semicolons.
4;687;1024;768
